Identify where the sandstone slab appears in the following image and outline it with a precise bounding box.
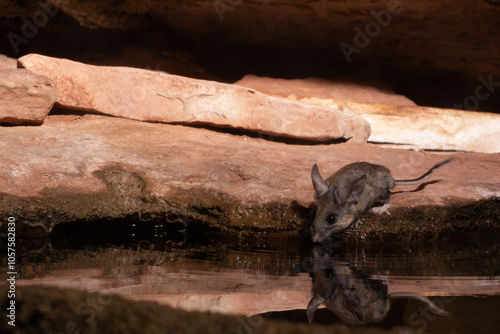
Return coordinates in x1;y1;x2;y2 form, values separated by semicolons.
18;54;370;142
0;54;16;69
234;75;500;153
296;97;500;153
0;68;58;124
2;1;500;114
235;75;416;106
0;115;498;234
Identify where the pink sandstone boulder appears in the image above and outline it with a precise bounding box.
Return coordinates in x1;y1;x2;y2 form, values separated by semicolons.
297;97;500;153
17;54;371;143
0;68;58;124
0;54;16;69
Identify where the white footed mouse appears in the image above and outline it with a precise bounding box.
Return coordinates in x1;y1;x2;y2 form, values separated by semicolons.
310;159;452;243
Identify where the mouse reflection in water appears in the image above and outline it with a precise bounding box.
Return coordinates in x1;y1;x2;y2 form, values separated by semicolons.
306;247;449;326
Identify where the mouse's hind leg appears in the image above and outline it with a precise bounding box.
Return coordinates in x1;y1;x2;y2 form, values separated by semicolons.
371;200;392;215
371;186;392;215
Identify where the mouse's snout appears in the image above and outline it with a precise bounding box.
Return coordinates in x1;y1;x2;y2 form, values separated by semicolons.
310;224;331;243
311;234;321;243
310;225;321;243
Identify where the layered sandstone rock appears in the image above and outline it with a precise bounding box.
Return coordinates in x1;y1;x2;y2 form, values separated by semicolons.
0;68;57;124
0;54;16;69
0;114;498;233
235;75;416;106
234;75;500;153
297;97;500;153
1;0;499;113
18;54;370;142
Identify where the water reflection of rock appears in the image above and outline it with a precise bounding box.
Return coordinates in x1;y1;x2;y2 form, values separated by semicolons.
306;246;448;326
10;243;500;318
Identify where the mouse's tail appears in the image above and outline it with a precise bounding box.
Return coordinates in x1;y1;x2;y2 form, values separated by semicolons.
394;158;452;186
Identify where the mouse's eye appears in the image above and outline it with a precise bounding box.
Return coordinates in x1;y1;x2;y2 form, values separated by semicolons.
327;215;336;225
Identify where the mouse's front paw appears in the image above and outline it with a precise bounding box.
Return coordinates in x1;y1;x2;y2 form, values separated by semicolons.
352;219;363;228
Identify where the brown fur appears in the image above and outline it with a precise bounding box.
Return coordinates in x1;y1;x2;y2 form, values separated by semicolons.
311;159;451;243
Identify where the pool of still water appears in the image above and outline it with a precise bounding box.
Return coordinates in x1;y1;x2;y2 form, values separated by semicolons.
7;220;500;334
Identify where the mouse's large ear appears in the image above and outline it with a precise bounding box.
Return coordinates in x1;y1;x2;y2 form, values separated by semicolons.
311;164;329;197
306;295;325;324
341;287;364;323
345;175;367;205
